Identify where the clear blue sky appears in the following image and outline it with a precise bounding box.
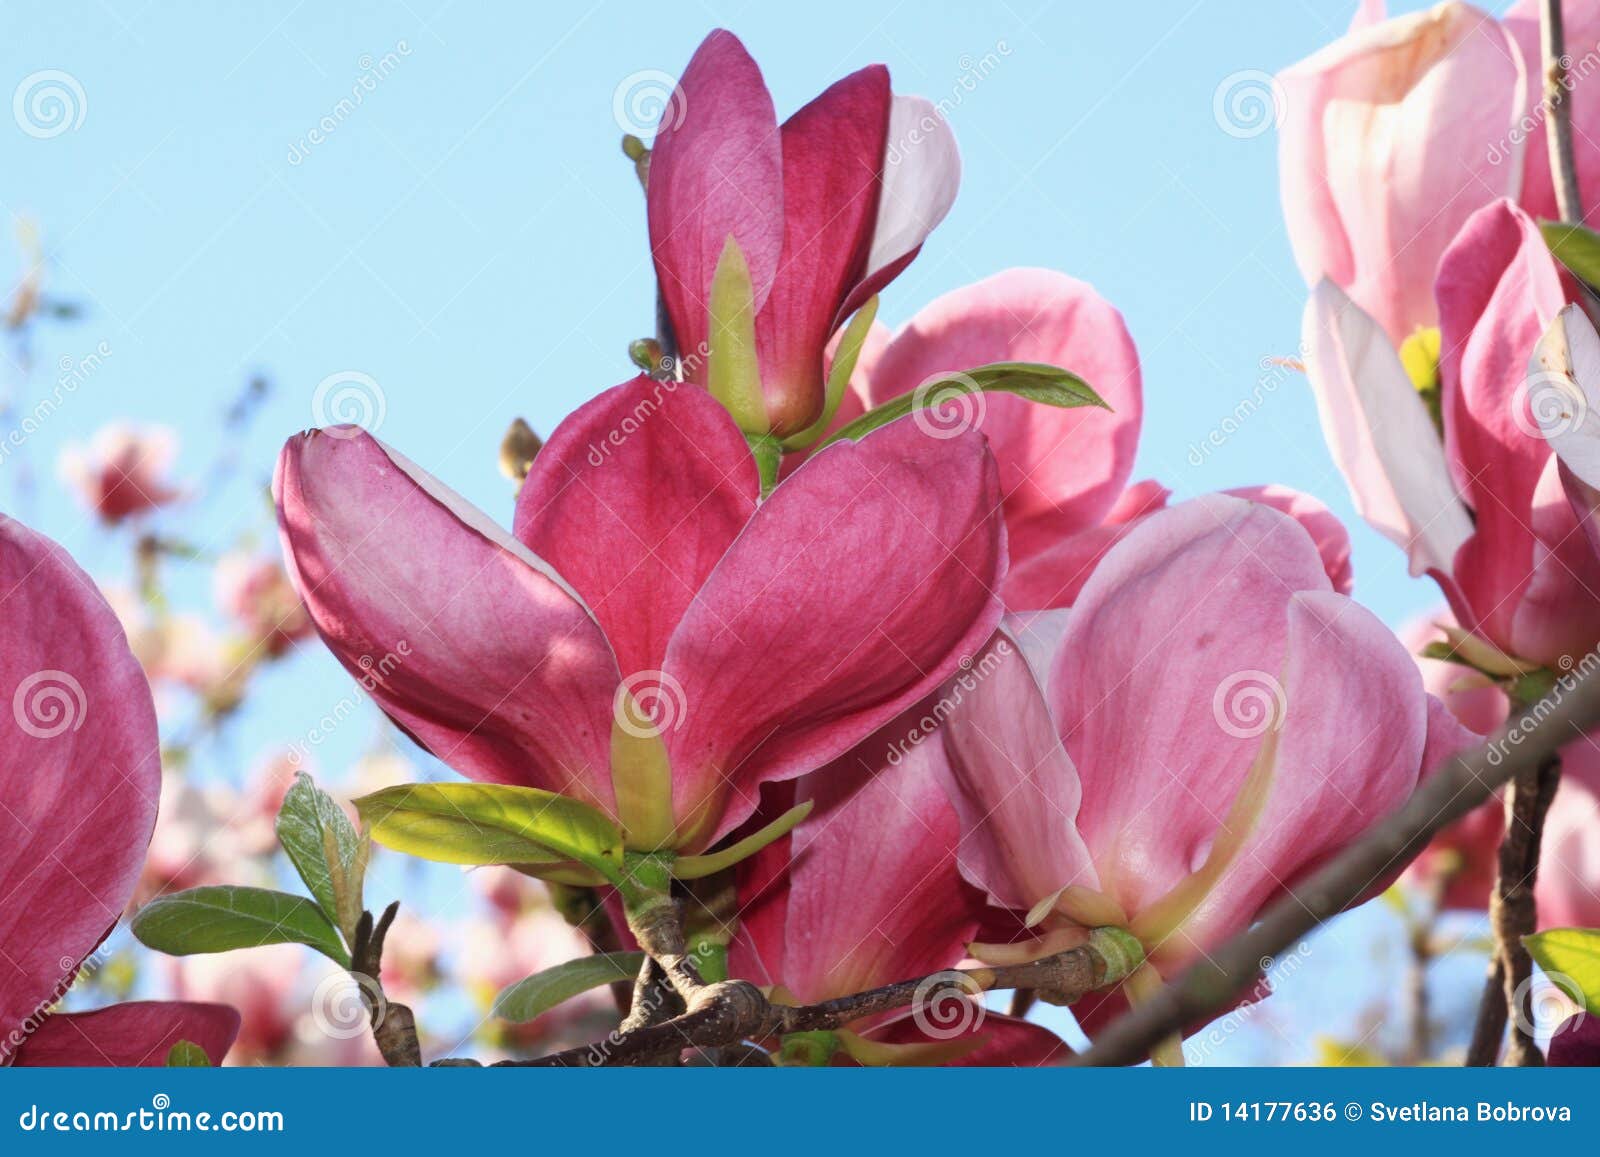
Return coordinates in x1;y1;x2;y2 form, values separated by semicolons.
2;0;1487;1062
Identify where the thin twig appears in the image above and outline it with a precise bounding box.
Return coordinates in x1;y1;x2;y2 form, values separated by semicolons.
349;900;422;1067
1543;0;1584;224
1075;665;1600;1067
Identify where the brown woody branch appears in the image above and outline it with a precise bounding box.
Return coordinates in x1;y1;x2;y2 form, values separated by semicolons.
1542;0;1584;224
350;901;422;1067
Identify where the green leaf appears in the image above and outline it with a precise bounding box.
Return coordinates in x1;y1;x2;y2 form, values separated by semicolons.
492;952;646;1023
275;772;368;945
132;886;349;967
1542;220;1600;288
817;362;1106;448
354;782;625;884
1524;927;1600;1014
165;1041;211;1067
672;801;814;880
706;235;766;434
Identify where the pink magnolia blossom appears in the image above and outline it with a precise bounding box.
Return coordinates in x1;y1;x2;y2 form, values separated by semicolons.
808;267;1351;608
58;423;183;524
274;376;1004;854
1304;199;1600;667
934;496;1472;1039
730;739;1068;1067
0;513;237;1066
648;30;958;436
214;550;313;657
1277;2;1527;344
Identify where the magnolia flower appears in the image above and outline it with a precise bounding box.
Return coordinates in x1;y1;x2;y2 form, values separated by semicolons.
731;743;1068;1066
648;30;958;436
275;376;1004;854
0;513;237;1066
1304;199;1600;668
58;423;182;524
935;496;1472;1041
214;550;312;657
1277;2;1526;343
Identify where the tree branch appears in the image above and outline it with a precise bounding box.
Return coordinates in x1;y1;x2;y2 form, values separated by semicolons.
349;901;422;1067
1075;663;1600;1067
1543;0;1584;224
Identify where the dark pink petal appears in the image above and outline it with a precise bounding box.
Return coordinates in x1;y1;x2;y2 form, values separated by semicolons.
1546;1013;1600;1066
1051;496;1332;926
274;430;621;815
661;418;1006;847
0;517;159;1048
853;1008;1069;1067
772;735;984;1002
647;30;784;378
12;1001;239;1067
513;377;758;679
1437;199;1591;663
755;66;891;434
862;269;1142;544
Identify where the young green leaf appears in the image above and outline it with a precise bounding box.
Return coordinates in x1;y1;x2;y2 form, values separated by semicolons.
706;235;766;434
1542;220;1600;289
275;772;368;945
492;952;647;1023
1524;927;1600;1014
132;886;350;967
817;361;1105;448
165;1040;211;1067
354;782;625;884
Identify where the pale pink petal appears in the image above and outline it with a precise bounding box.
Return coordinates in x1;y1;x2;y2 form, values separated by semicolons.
513;377;758;679
1278;4;1525;342
12;1001;239;1067
274;429;620;815
1223;484;1355;594
1505;1;1600;223
1301;280;1471;579
661;418;1005;847
0;517;159;1047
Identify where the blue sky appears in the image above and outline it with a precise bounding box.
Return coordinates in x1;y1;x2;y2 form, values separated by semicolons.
2;1;1487;1062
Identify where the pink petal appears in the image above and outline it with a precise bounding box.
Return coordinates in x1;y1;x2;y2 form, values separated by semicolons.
939;630;1099;913
861;269;1142;546
1160;591;1428;971
1546;1012;1600;1066
1301;280;1471;579
765;733;985;1002
12;1001;239;1067
1536;763;1600;930
1051;496;1333;925
513;377;758;679
1505;0;1600;224
274;429;620;816
1438;199;1589;663
660;418;1006;847
0;516;159;1048
854;1008;1069;1067
754;65;891;434
1223;484;1354;594
647;30;784;377
1001;480;1170;610
1277;4;1526;343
